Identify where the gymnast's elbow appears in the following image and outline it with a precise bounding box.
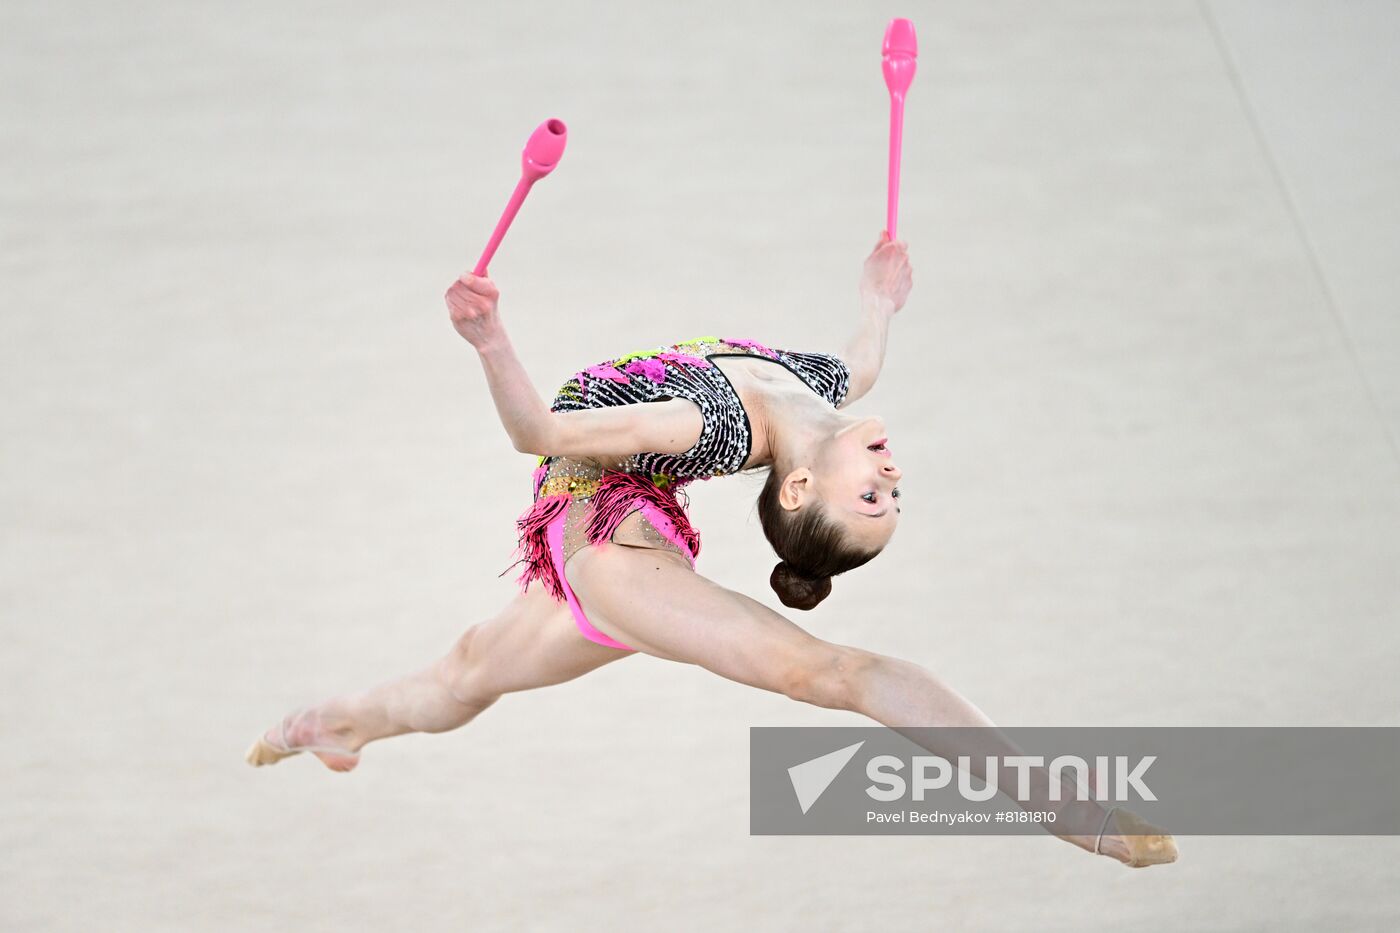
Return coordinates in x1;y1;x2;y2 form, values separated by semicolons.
510;436;542;456
510;420;558;457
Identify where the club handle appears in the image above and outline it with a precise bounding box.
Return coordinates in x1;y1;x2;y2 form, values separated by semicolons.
887;92;905;239
474;177;534;277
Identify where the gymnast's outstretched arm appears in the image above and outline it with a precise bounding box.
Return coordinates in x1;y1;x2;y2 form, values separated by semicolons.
444;271;705;460
840;231;912;407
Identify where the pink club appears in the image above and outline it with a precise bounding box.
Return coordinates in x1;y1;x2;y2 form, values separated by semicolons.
473;119;569;277
881;18;917;240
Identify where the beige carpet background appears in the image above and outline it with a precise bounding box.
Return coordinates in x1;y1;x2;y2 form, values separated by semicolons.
4;1;1398;929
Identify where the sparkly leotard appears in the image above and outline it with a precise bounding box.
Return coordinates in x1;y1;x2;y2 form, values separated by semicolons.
507;336;852;650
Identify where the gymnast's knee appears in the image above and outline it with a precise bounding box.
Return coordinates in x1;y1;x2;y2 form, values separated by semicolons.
777;645;881;713
439;623;500;707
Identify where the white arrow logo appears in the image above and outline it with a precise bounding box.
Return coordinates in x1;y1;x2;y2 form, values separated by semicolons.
787;741;865;814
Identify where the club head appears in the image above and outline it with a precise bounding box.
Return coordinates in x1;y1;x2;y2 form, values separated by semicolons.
882;19;918;96
522;118;568;182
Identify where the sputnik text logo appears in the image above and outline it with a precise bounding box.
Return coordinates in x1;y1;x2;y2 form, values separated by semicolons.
787;742;1157;812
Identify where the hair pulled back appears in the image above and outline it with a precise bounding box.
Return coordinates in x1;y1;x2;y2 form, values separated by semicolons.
755;468;881;609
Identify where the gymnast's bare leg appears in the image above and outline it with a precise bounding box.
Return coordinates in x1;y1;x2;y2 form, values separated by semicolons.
563;542;1175;868
245;585;633;770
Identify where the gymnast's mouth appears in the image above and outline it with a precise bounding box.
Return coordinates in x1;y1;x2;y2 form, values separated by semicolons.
867;438;891;456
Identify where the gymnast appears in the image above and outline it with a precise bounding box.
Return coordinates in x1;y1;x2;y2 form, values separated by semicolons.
247;231;1176;868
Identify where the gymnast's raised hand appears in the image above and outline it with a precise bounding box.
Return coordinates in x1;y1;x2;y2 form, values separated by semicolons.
445;269;503;349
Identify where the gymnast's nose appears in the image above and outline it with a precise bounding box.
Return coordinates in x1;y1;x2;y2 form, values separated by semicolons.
881;461;902;482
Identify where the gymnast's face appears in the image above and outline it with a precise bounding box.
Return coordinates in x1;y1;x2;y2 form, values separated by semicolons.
809;416;902;551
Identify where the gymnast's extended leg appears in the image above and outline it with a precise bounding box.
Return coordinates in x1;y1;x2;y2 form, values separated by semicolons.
246;585;634;770
564;543;1173;866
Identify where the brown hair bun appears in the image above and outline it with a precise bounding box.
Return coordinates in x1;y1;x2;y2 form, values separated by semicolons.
770;561;833;610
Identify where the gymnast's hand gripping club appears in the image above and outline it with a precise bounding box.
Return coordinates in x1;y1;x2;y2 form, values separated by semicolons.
473;118;569;277
882;18;917;240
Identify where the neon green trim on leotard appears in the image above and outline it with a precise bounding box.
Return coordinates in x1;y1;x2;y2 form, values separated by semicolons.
613;335;723;366
675;335;720;350
612;346;666;365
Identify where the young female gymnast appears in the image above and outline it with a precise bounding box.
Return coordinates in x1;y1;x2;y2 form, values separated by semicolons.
247;232;1176;868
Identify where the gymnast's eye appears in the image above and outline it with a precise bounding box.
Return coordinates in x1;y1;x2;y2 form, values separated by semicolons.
892;488;901;499
862;491;877;503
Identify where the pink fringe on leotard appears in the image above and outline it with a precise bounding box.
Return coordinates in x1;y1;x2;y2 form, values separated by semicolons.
511;492;572;601
584;471;701;557
508;470;702;603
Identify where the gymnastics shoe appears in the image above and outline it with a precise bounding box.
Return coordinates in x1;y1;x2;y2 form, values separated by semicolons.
245;707;361;772
1094;807;1179;868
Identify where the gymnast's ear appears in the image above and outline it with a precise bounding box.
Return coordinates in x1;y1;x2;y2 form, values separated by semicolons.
777;468;813;511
